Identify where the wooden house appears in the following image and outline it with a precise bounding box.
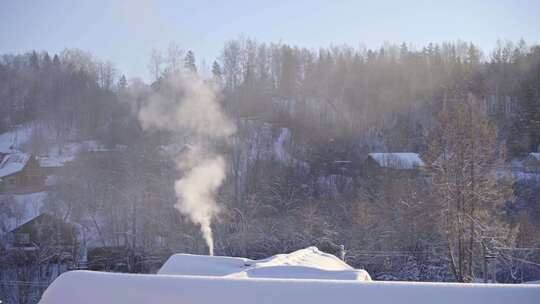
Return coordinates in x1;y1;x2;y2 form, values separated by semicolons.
364;153;426;178
0;152;45;193
9;213;77;250
523;153;540;173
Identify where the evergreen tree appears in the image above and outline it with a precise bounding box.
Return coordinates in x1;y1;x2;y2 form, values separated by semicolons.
518;46;540;152
52;54;61;66
118;74;128;91
29;51;40;70
184;50;197;73
42;52;52;69
211;60;222;81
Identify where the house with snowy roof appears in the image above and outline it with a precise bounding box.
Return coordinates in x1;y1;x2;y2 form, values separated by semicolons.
364;153;426;178
0;152;45;193
523;153;540;173
8;213;77;252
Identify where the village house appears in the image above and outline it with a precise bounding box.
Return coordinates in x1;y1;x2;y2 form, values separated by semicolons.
2;212;82;291
9;213;77;251
523;152;540;173
363;152;426;178
0;152;45;193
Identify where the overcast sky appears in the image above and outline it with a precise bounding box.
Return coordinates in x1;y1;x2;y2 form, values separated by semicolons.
1;0;539;80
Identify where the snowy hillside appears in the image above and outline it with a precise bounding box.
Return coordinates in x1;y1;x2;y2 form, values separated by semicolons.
239;122;308;172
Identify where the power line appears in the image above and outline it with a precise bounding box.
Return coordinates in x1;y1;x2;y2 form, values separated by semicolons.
494;247;540;251
0;281;50;287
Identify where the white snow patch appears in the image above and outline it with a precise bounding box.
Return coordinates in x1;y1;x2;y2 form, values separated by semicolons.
158;247;367;281
0;152;30;178
272;127;309;171
369;153;425;169
158;254;250;277
39;140;126;168
316;174;353;197
512;172;540;181
529;153;540;161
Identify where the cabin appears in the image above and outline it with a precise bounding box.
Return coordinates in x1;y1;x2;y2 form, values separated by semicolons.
523;153;540;173
364;153;426;179
39;156;68;176
9;213;77;250
0;152;45;193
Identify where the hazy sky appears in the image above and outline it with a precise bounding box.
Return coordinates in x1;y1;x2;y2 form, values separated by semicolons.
1;0;539;80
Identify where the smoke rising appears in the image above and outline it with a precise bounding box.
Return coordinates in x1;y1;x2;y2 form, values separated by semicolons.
137;72;235;255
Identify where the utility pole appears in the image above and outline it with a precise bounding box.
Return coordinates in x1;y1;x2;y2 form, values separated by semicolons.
482;238;497;283
483;243;488;283
339;245;346;261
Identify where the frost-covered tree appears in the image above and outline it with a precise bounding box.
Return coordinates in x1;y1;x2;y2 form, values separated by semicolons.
428;95;515;282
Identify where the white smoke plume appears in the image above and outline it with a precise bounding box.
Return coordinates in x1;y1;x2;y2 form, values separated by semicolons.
137;72;235;255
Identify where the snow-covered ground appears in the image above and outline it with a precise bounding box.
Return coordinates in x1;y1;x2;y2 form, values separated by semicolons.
39;247;540;304
241;123;308;171
0;123;123;168
512;171;540;181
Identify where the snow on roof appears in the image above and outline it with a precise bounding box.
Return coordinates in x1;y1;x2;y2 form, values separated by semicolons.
39;270;540;304
368;153;425;169
39;141;127;168
529;153;540;161
158;247;369;281
158;254;250;276
0;124;33;153
0;152;31;178
38;143;79;168
1;192;47;233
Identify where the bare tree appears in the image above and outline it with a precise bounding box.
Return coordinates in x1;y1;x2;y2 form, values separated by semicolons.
148;49;163;82
428;95;515;282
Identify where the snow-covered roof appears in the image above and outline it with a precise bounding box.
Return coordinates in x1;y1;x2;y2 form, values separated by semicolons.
39;269;540;304
529;153;540;161
368;153;425;169
38;141;127;168
79;140;120;153
0;192;47;233
158;247;369;281
0;152;31;178
158;254;250;276
0;124;33;154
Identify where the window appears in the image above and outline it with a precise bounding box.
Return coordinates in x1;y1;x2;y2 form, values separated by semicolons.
16;233;30;245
